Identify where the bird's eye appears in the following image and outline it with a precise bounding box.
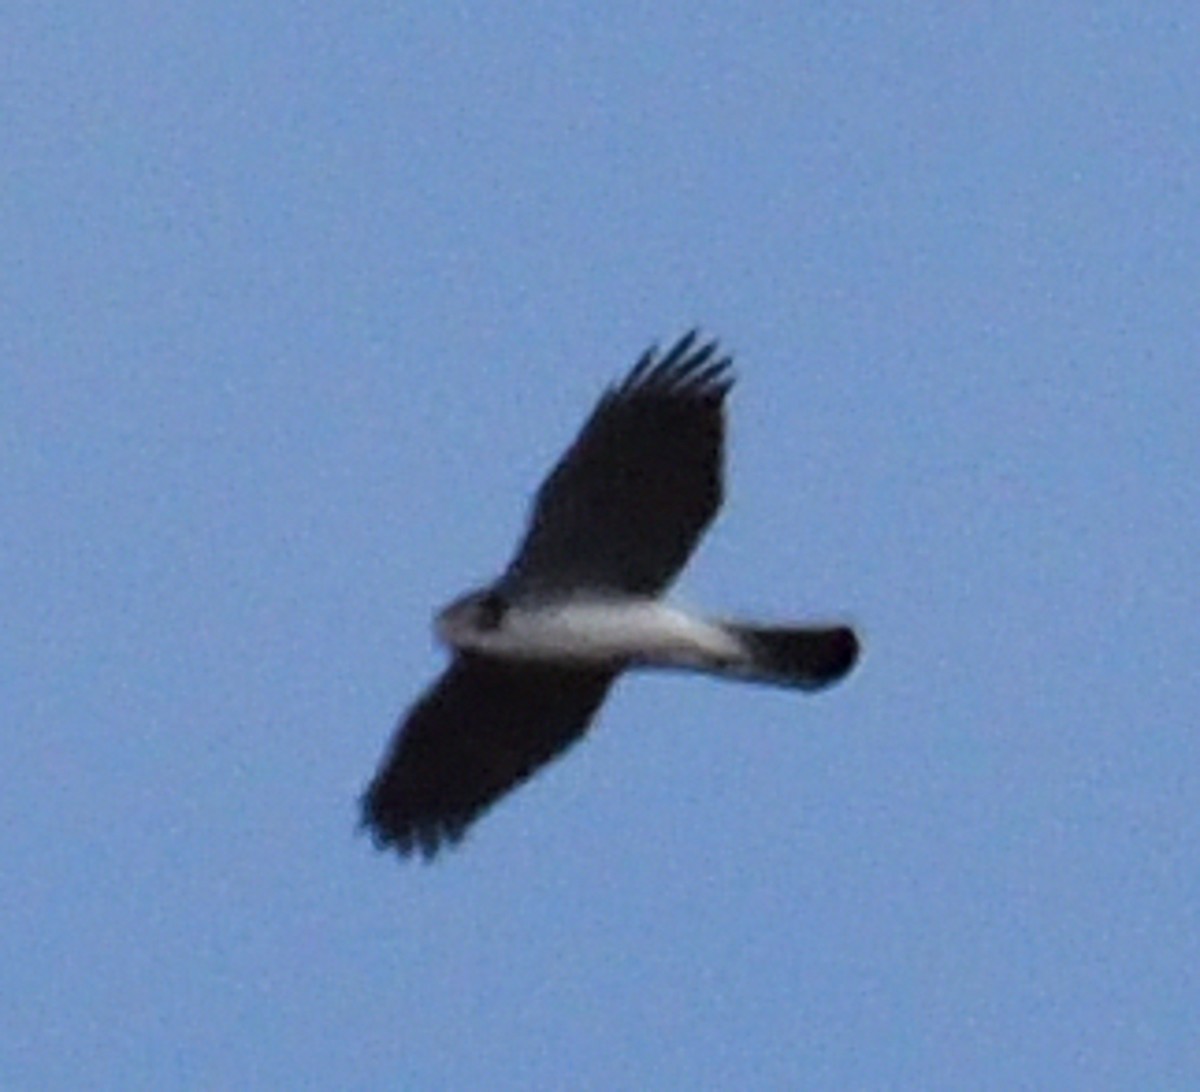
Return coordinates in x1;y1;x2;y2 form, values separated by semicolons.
475;592;507;631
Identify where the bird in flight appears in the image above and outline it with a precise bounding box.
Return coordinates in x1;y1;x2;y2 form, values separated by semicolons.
362;332;859;859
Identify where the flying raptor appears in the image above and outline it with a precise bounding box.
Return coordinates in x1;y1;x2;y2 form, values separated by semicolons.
362;332;859;859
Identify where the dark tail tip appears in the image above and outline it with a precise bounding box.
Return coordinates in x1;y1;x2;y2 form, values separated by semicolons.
737;624;860;690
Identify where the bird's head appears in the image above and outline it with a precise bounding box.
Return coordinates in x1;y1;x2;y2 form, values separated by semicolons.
435;587;509;652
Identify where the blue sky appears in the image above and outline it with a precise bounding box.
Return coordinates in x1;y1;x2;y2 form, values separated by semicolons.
4;3;1199;1088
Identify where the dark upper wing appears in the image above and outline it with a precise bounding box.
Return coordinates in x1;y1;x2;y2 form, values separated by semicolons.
361;655;616;859
500;331;734;597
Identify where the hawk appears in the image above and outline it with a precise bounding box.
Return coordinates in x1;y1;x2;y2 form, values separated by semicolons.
362;332;859;859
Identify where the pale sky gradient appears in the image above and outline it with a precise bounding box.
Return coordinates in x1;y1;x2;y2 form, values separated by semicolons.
4;4;1199;1088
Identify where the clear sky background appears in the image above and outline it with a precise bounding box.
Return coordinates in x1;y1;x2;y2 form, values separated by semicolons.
4;4;1198;1089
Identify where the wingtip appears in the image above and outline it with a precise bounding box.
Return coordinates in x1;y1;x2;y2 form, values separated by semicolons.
622;345;658;391
622;330;735;399
658;329;701;369
359;782;467;862
360;806;464;862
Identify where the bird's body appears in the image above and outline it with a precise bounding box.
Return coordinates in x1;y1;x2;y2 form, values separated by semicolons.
362;332;859;859
440;595;744;669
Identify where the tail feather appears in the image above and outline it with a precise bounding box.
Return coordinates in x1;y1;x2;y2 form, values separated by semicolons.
728;623;859;690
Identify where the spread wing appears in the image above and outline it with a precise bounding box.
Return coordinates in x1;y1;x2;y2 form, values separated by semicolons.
500;331;733;598
361;656;616;858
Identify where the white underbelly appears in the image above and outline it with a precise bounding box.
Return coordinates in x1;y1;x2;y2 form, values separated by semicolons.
496;600;743;667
